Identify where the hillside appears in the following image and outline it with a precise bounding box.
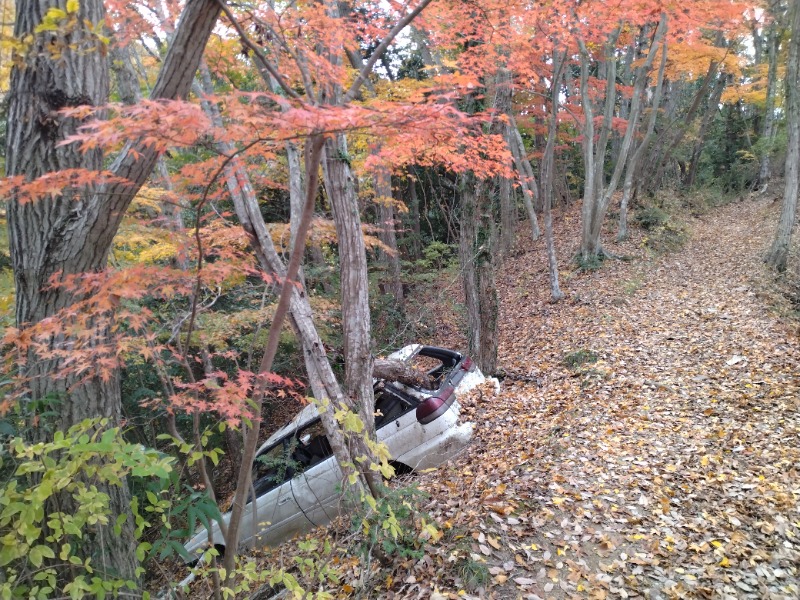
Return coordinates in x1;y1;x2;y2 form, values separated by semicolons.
195;197;800;600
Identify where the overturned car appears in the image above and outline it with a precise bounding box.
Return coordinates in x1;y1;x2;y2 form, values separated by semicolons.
184;345;483;559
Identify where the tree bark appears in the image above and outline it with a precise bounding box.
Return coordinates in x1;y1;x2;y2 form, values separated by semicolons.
758;22;780;192
459;174;498;374
493;67;516;256
577;39;599;257
374;162;404;307
766;0;800;271
541;50;566;302
619;28;668;240
5;0;221;587
322;134;382;497
405;169;423;260
506;116;542;241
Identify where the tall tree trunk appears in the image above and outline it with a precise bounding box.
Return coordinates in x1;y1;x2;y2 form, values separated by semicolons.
499;169;516;255
322;134;381;497
577;39;598;257
541;50;566;302
405;169;423;260
683;73;728;188
5;0;221;587
766;0;800;271
459;174;498;374
619;28;668;240
374;162;404;306
758;22;780;192
506;116;542;242
493;67;516;255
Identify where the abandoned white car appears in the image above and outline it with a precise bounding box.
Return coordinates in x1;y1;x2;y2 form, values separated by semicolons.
184;345;483;560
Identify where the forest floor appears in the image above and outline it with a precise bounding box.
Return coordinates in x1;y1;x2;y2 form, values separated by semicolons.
198;195;800;600
395;195;800;599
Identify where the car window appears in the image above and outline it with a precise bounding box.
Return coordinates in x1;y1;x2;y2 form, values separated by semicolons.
251;439;300;500
292;420;333;470
375;385;417;428
407;354;449;387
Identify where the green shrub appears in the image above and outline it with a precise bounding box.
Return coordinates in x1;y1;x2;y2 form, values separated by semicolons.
350;484;437;563
563;349;599;369
574;253;606;272
0;419;174;598
633;205;670;231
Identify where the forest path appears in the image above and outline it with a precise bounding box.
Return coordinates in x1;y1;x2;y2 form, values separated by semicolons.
412;198;800;599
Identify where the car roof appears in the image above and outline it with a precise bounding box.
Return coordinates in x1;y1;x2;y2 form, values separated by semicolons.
253;344;427;457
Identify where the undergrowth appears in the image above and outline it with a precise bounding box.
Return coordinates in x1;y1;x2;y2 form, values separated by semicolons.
634;200;688;254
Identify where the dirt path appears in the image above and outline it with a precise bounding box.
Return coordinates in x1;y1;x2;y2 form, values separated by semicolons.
412;199;800;599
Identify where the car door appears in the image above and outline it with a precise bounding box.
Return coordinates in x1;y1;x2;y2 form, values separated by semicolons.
239;439;305;549
375;384;426;465
289;420;344;529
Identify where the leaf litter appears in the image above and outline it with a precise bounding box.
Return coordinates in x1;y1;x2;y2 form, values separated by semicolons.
392;198;799;599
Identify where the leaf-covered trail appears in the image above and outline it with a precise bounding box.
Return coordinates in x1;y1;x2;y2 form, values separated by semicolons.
411;198;800;599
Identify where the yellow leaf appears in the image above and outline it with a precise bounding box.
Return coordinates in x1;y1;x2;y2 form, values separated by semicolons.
66;0;79;13
719;556;730;567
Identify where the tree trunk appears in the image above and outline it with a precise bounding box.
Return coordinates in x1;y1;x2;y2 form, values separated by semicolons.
758;22;780;192
541;50;566;302
5;0;221;587
578;39;598;257
322;134;382;497
375;163;404;307
506;116;542;241
766;0;800;271
493;67;516;255
459;174;498;374
619;28;668;240
406;169;423;260
683;73;727;188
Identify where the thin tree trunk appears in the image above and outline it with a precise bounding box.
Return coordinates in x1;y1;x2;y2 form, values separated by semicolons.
375;162;404;306
542;50;566;302
322;134;382;497
683;73;728;188
406;169;423;260
619;28;668;240
578;40;598;257
493;67;516;255
459;174;498;374
766;0;800;271
758;23;780;192
507;116;541;241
